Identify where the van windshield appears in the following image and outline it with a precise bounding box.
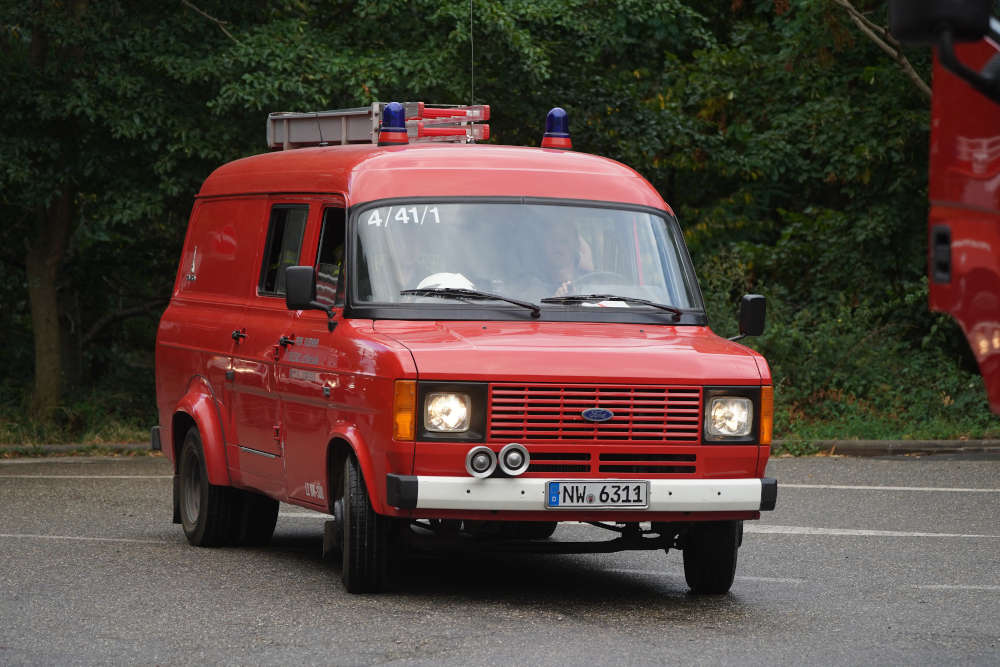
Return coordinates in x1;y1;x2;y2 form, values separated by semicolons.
352;202;703;312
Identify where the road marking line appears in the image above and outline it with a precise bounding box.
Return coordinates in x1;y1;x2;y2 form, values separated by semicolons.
0;475;172;479
782;483;1000;493
737;575;806;584
747;524;999;538
0;533;171;545
912;584;1000;592
607;568;804;584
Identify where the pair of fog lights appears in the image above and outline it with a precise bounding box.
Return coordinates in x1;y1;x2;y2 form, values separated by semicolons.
465;443;530;478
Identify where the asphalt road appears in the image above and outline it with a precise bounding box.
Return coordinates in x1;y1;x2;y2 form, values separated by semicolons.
1;453;998;665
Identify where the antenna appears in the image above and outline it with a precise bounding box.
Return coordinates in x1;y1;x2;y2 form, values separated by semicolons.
314;112;326;145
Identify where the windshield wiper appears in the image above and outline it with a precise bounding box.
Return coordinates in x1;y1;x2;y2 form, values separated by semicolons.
401;288;541;318
540;294;682;319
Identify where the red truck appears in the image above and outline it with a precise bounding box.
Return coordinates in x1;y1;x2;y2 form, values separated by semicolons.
153;102;776;593
891;0;1000;413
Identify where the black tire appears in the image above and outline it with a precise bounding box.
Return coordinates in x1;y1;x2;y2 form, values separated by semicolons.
233;489;279;547
178;427;237;547
682;521;740;594
340;455;400;593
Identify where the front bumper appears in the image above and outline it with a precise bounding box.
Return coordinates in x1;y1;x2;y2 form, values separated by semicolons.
387;475;777;512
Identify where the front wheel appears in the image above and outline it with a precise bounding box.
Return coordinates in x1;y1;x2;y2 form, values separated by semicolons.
682;521;740;594
340;455;400;593
178;427;236;547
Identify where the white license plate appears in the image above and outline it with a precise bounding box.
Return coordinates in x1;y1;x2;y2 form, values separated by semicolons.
545;480;649;509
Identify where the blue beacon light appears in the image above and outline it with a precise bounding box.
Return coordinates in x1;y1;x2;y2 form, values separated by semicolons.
541;107;572;150
378;102;409;146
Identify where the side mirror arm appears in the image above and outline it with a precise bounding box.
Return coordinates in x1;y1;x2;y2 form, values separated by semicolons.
730;293;766;341
937;28;1000;104
310;302;337;332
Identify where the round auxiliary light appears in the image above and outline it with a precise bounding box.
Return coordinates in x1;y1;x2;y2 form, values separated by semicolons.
378;101;409;146
499;443;530;476
465;446;497;479
541;107;572;150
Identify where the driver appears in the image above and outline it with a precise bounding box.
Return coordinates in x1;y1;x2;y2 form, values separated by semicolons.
541;224;594;296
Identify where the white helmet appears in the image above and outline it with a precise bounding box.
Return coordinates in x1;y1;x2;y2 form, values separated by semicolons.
416;272;475;290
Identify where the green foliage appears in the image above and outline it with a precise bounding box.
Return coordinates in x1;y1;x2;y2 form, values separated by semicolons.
0;445;158;459
0;0;996;443
0;389;152;446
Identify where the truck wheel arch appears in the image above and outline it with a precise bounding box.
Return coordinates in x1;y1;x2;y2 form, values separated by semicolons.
326;431;382;514
171;376;230;487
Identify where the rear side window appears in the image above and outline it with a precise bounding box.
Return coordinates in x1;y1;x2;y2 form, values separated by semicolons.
259;205;308;296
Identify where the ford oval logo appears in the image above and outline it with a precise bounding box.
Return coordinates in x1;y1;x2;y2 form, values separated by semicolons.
581;408;614;423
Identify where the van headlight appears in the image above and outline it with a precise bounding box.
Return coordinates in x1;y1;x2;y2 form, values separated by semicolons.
417;382;487;441
425;393;471;432
703;387;761;443
707;397;752;437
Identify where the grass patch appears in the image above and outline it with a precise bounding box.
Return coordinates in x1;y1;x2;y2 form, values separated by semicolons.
0;417;150;446
0;445;161;459
770;440;822;456
0;387;153;446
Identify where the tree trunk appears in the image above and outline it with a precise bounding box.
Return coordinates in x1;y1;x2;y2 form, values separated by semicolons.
26;190;74;419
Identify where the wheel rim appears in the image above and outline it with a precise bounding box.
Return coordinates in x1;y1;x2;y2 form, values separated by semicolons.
181;449;202;523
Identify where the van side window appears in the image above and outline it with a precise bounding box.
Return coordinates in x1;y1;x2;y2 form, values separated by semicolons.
259;205;309;296
315;207;346;307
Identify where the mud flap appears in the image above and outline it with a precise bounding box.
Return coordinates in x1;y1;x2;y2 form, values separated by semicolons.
172;473;181;524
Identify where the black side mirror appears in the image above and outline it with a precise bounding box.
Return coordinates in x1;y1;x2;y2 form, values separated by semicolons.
285;266;337;331
730;294;765;341
285;266;318;310
890;0;1000;104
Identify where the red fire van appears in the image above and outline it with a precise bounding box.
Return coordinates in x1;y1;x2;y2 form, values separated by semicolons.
891;0;1000;413
154;102;777;594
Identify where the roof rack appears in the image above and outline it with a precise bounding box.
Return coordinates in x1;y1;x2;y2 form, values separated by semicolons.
266;102;490;150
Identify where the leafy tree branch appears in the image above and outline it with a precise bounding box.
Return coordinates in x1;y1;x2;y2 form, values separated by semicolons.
179;0;241;46
832;0;931;99
81;299;169;348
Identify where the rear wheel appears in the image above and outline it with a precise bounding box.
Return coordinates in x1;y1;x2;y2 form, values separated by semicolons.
682;521;740;594
178;427;236;547
340;455;400;593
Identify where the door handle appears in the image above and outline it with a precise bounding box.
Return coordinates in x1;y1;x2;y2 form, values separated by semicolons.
931;225;951;284
232;329;247;342
279;335;296;347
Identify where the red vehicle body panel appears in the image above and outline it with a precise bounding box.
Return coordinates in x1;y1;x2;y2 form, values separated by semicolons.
373;321;763;384
156;142;770;521
928;40;1000;413
197;144;672;214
